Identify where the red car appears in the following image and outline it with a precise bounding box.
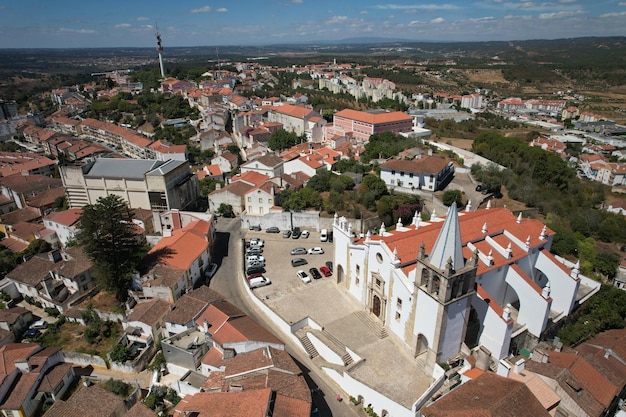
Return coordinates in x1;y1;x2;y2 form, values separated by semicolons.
247;272;263;280
319;266;332;277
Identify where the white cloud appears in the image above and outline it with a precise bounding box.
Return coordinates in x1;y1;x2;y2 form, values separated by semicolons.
618;2;626;6
58;28;96;34
136;16;150;21
326;15;348;24
374;4;459;11
539;10;586;19
431;17;445;23
558;0;576;3
190;6;211;14
114;23;132;28
600;10;626;17
291;0;304;3
216;8;228;12
360;10;368;15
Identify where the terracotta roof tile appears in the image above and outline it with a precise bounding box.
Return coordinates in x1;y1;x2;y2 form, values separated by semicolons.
381;156;451;174
127;298;171;326
334;109;412;124
44;208;83;227
44;383;126;417
174;388;271;417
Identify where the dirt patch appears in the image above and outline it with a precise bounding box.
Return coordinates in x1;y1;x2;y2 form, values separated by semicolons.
76;291;124;313
40;320;122;357
462;69;508;85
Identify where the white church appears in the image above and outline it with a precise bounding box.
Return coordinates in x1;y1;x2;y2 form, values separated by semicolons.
332;202;601;371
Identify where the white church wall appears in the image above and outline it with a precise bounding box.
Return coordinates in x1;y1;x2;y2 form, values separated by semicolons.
440;298;471;362
474;296;512;360
504;267;550;337
413;290;440;352
535;251;578;315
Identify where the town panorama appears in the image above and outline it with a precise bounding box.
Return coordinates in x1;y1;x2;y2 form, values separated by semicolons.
0;37;625;417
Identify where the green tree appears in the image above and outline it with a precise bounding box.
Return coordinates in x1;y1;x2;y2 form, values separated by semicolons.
53;196;69;211
23;239;51;256
217;203;235;218
268;129;298;151
442;190;463;207
76;195;144;301
110;343;130;363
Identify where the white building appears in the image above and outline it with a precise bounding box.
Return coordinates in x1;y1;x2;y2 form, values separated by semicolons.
240;154;284;178
244;181;278;215
43;208;82;248
379;156;454;192
332;204;600;368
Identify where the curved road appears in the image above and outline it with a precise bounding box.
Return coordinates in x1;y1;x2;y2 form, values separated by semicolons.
209;216;359;417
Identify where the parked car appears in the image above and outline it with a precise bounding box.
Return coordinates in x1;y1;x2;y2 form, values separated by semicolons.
249;224;261;231
22;328;40;339
296;270;311;284
291;229;301;239
246;255;265;263
249;276;271;289
30;320;48;330
320;229;328;242
266;227;280;233
308;247;324;255
291;258;308;267
325;261;333;272
249;238;264;247
282;230;292;238
309;267;322;280
320;266;332;277
246;266;265;275
301;230;310;239
247;260;265;269
246;247;263;256
206;263;218;278
290;247;307;255
247;272;263;280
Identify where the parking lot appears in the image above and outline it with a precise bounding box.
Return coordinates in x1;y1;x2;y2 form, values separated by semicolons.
244;227;335;300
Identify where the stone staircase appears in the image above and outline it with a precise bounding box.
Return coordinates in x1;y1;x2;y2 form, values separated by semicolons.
355;310;388;339
296;329;319;359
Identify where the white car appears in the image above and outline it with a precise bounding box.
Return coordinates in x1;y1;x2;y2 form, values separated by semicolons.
30;320;48;330
249;238;264;247
246;255;265;263
320;229;328;242
206;263;218;278
249;276;271;289
301;230;310;239
308;247;325;255
296;270;311;284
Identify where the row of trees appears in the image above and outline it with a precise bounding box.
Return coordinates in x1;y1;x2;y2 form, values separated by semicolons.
471;132;625;279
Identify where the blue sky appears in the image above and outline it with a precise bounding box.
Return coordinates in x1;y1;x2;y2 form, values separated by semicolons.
1;0;625;48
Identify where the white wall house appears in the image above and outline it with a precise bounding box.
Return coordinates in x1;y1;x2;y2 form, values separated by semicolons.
380;156;454;192
244;182;278;215
43;208;82;248
240;154;284;178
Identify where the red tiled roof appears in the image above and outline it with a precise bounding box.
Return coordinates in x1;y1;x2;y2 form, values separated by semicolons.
334;109;412;125
148;220;209;271
45;208;83;227
174;388;271;417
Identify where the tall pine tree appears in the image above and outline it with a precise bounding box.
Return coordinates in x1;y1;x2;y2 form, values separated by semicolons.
76;195;144;301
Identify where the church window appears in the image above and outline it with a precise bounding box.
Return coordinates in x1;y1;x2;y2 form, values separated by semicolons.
356;265;360;276
376;253;383;263
395;312;401;321
421;269;430;287
432;275;440;295
397;298;402;308
376;278;381;288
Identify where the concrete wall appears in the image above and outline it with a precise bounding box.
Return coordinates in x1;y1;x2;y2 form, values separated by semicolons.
63;351;108;370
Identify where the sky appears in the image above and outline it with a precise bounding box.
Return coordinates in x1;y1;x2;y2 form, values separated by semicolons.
1;0;625;48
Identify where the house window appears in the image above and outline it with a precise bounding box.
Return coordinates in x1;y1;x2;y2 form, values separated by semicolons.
409;173;414;178
258;198;263;203
391;170;395;175
356;277;360;286
391;180;395;185
248;197;252;202
400;171;404;177
395;311;401;321
267;199;271;204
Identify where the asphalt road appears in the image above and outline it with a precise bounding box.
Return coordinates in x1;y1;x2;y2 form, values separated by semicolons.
209;216;359;417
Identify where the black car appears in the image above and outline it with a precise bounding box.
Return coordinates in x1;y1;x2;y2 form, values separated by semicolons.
325;261;333;272
22;328;41;340
246;266;265;275
309;267;322;280
291;229;301;239
249;224;261;231
266;227;280;233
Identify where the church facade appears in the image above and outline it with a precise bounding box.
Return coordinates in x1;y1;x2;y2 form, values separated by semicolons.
332;203;601;370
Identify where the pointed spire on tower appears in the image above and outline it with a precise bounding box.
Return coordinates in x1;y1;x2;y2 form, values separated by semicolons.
517;212;522;224
526;235;531;248
428;203;464;271
539;225;547;240
486;200;492;210
481;222;487;234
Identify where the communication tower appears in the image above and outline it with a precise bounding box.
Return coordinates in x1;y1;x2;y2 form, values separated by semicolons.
155;22;165;79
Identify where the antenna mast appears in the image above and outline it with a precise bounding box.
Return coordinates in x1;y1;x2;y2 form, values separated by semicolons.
155;21;165;79
216;47;221;80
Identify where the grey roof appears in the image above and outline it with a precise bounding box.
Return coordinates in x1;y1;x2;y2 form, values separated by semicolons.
84;158;164;180
146;159;187;176
429;203;464;271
